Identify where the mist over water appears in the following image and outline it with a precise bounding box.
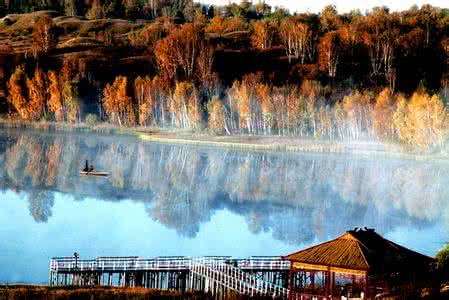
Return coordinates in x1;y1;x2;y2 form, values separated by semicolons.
0;128;447;283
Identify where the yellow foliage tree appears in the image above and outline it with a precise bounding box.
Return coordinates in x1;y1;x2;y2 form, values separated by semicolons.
394;92;449;149
170;81;201;129
251;20;275;50
62;79;80;123
373;88;396;139
207;96;228;135
47;71;64;122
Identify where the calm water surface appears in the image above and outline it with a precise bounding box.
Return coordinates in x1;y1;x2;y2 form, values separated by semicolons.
0;128;447;283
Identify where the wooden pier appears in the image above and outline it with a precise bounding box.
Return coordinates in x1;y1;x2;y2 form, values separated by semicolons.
49;256;291;298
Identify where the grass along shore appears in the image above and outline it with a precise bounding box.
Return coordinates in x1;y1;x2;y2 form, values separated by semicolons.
2;118;449;161
0;285;278;300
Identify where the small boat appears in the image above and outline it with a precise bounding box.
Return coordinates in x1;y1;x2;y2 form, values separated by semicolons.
80;160;108;177
80;171;109;177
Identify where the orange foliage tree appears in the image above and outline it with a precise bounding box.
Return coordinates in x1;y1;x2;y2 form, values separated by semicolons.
7;65;29;120
196;44;217;96
251;20;275;50
26;68;47;120
47;71;64;122
7;66;48;121
154;23;202;81
318;31;341;78
103;76;135;126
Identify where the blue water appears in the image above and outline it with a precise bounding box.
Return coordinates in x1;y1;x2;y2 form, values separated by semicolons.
0;128;447;283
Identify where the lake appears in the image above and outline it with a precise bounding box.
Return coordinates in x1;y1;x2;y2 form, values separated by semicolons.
0;128;447;284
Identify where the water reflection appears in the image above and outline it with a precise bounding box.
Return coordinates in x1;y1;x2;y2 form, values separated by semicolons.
0;128;448;246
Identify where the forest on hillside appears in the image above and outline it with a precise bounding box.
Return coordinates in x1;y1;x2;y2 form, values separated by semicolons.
1;1;449;150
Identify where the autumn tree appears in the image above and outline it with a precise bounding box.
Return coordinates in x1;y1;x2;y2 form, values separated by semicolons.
61;77;80;123
414;4;440;47
283;86;305;135
169;81;201;129
103;76;135;126
64;0;81;16
279;18;312;63
47;71;64;122
341;91;373;139
319;5;341;32
251;20;275;50
123;0;140;19
205;14;250;35
7;66;49;121
318;31;341;78
207;96;228;135
255;83;274;134
338;22;361;65
134;76;153;126
134;76;167;126
362;7;399;87
87;0;107;19
32;15;57;58
228;73;263;134
154;23;202;81
196;44;217;97
142;0;163;19
392;95;408;143
205;15;225;34
7;65;29;120
372;88;396;139
393;92;448;149
223;16;248;33
25;68;47;120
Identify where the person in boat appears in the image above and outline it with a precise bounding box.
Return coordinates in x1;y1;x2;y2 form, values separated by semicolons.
83;160;95;172
83;160;89;172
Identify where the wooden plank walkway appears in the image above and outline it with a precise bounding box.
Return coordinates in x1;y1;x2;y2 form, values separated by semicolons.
190;258;289;298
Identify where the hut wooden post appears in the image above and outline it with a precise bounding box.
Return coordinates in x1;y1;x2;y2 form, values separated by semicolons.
364;274;369;299
310;271;315;292
288;268;294;300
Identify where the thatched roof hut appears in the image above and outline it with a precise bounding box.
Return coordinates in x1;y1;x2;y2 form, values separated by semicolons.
284;228;435;299
285;227;434;275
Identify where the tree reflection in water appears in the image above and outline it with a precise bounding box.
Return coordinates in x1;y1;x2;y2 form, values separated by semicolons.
0;128;447;245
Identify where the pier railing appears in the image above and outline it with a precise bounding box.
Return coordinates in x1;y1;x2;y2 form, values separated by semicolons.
50;256;290;273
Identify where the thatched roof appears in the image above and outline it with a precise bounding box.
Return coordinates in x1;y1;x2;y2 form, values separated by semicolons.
285;228;435;274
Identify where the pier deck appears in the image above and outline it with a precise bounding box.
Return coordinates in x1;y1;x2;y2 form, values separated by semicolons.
50;256;291;298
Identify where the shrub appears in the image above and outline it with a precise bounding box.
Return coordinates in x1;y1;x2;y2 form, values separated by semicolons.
2;17;14;26
85;113;98;127
437;243;449;280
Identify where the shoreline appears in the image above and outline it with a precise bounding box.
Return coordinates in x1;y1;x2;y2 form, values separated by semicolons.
1;119;448;161
0;285;212;299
